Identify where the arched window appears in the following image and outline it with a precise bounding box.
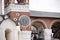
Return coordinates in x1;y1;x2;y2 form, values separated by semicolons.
31;21;44;40
51;22;60;39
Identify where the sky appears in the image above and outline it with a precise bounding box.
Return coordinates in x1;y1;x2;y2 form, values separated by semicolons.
30;0;60;12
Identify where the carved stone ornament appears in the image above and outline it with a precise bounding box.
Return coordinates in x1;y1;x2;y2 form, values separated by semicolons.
13;18;17;21
15;13;20;16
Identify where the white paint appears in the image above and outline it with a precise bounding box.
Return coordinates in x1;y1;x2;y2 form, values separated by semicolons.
0;19;18;40
5;4;29;14
4;15;8;19
0;19;16;30
15;0;18;3
16;26;20;31
0;19;31;40
18;31;31;40
2;0;4;15
52;33;54;37
0;0;2;15
30;0;60;13
44;29;52;40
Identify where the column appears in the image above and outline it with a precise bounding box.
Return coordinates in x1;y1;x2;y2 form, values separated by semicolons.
2;0;4;15
18;31;32;40
0;30;6;40
0;0;2;15
18;31;21;40
44;29;52;40
8;31;18;40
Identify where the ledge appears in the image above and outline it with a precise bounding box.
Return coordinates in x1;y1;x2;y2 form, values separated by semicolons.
5;4;29;14
30;10;60;18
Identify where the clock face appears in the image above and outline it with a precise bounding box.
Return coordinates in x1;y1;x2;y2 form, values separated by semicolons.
19;15;31;27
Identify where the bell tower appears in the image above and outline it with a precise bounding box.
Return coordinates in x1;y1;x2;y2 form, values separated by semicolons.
4;0;31;31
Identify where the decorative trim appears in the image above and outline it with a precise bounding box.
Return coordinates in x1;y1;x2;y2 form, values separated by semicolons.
15;13;20;16
13;18;17;21
5;4;29;14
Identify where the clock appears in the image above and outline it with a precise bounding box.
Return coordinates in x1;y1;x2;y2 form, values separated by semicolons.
19;15;31;27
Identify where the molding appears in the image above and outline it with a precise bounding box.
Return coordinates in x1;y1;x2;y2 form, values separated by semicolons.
30;11;60;18
5;4;29;14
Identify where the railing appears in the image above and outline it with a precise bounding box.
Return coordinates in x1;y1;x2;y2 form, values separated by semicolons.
5;4;29;14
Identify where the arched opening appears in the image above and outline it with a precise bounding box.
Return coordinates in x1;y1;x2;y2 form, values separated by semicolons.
5;29;11;40
31;21;44;40
51;22;60;39
0;19;18;40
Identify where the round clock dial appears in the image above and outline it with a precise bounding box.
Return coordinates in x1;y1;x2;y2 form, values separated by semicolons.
19;15;31;27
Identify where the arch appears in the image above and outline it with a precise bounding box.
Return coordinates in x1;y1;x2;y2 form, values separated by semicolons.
31;19;47;40
50;20;60;28
0;19;16;31
0;19;18;40
31;19;47;28
50;20;60;39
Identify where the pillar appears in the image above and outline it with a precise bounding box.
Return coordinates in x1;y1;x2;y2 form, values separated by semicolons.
18;31;21;40
8;31;18;40
18;31;31;40
44;29;52;40
2;0;4;15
